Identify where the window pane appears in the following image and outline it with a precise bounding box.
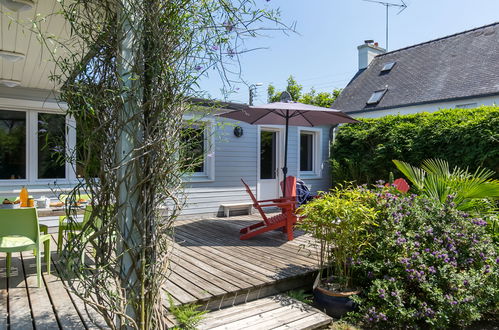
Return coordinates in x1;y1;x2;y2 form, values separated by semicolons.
181;126;205;173
38;113;66;179
381;62;396;72
300;133;314;172
0;110;26;179
260;131;276;179
367;89;387;104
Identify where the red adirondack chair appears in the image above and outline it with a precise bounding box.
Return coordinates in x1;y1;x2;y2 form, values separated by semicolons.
240;179;297;241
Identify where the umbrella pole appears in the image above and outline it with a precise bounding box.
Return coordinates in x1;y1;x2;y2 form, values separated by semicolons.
282;111;289;198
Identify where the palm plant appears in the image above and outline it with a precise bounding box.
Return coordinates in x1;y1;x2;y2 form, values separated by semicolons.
393;158;499;211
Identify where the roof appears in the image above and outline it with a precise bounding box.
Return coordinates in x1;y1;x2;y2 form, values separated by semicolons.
189;97;248;113
333;22;499;114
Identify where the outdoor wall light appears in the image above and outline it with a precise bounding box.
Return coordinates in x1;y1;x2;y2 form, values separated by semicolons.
0;50;25;62
234;126;243;137
0;0;34;12
0;79;21;87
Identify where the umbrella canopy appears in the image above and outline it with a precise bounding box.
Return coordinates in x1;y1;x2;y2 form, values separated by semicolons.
218;92;358;198
219;101;358;126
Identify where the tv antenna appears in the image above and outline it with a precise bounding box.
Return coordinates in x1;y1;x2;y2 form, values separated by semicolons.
363;0;408;50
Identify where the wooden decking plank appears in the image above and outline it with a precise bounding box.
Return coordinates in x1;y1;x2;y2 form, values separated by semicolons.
200;297;276;320
8;252;34;330
171;248;257;289
168;271;212;301
271;313;332;330
175;229;291;280
199;298;281;329
248;302;326;330
162;286;181;307
49;241;109;330
205;304;292;330
177;218;316;265
170;264;227;297
175;240;276;282
176;226;314;277
175;221;311;267
21;251;59;330
176;245;266;286
43;266;85;330
177;215;317;266
239;305;306;330
175;227;315;278
165;314;177;329
0;255;9;330
207;297;322;330
164;278;199;304
169;255;240;293
175;222;302;266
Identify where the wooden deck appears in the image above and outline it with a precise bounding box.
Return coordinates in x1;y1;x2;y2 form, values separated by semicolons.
167;215;319;310
197;295;331;330
0;240;108;329
1;214;319;329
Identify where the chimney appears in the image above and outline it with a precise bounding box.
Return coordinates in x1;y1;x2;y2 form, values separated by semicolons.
357;40;386;70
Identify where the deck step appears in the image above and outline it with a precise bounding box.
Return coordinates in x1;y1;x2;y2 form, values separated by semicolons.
194;295;332;330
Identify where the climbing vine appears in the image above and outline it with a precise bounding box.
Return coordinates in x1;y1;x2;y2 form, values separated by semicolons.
27;0;288;328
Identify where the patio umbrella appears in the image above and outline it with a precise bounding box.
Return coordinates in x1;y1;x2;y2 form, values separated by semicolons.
218;92;358;196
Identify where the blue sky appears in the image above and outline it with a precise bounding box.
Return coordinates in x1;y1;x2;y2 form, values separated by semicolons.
198;0;499;104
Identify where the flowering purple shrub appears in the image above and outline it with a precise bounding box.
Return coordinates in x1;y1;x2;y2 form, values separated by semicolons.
350;191;498;328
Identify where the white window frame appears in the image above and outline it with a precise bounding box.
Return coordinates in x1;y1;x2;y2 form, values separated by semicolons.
297;127;322;179
182;115;215;183
0;98;77;187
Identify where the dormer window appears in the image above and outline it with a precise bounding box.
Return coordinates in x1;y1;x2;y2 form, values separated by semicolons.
381;62;396;72
367;89;387;105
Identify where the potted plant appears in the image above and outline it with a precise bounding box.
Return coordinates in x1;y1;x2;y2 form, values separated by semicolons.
297;185;378;318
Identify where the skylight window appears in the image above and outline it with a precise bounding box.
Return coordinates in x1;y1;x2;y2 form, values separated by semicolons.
367;89;387;105
381;62;396;72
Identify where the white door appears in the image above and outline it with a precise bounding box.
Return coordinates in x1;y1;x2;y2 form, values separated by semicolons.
258;128;281;200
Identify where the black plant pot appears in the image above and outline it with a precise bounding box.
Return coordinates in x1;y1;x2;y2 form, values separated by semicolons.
313;286;358;319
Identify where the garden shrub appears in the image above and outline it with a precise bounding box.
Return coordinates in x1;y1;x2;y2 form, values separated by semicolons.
331;107;499;185
350;189;498;328
297;186;379;289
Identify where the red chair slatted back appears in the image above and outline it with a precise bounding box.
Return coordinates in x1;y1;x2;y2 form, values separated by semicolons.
241;179;270;224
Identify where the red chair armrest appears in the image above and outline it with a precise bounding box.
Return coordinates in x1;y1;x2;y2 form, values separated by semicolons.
258;197;295;203
258;202;294;208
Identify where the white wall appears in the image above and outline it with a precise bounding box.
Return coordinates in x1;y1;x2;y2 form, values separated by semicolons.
352;95;498;119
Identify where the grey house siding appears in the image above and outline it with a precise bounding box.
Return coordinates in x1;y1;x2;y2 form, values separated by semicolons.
182;117;332;216
307;125;332;193
182;119;258;216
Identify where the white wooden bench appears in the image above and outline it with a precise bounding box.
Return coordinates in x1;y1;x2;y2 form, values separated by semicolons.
221;203;253;217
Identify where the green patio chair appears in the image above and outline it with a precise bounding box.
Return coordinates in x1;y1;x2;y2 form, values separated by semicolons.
0;208;51;287
57;205;99;254
58;193;92;204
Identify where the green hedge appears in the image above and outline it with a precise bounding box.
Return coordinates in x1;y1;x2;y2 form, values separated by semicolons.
331;106;499;185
